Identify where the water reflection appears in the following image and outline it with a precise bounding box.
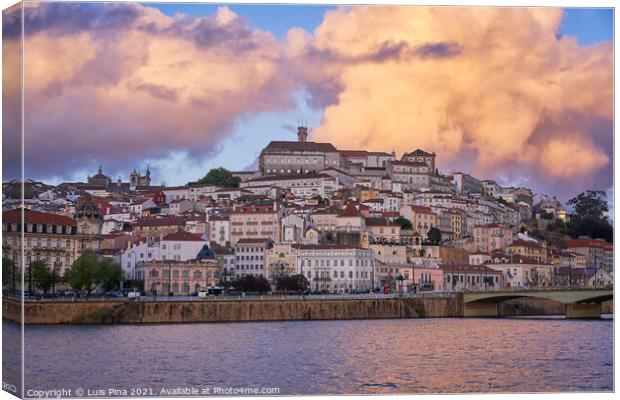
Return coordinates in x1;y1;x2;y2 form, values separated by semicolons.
3;318;613;395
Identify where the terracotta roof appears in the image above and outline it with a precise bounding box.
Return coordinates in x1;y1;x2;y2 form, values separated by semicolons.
262;141;338;153
508;240;543;249
340;150;368;158
162;231;205;242
134;216;187;227
3;209;76;226
439;264;502;274
338;202;361;217
365;217;397;227
409;205;434;214
236;238;270;244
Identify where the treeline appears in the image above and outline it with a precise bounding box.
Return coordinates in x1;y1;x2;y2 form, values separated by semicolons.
546;190;613;243
3;250;123;297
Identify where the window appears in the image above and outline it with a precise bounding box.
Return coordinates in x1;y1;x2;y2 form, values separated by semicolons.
149;269;159;278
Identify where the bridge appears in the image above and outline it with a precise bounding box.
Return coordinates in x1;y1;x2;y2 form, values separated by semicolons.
461;289;613;318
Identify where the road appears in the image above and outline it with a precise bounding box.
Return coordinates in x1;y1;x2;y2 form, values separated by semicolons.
10;292;460;302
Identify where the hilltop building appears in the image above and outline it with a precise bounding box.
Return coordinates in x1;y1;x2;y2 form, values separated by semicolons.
259;126;342;176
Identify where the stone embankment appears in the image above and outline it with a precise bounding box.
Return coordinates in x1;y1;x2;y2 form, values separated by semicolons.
3;296;611;325
2;296;461;325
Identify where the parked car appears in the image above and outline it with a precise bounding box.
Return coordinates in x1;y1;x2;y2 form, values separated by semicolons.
127;290;141;299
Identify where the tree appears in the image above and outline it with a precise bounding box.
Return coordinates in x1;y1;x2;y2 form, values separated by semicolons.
566;190;613;242
64;250;123;297
539;210;554;220
97;259;123;293
31;260;55;294
188;167;241;188
427;227;442;245
230;275;271;293
394;216;413;230
3;257;15;289
276;274;310;293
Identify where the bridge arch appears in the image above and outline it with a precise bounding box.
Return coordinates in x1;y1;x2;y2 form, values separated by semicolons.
461;289;613;318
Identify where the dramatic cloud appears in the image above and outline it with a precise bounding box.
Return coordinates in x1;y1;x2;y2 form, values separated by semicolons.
302;7;612;199
3;2;299;180
2;4;613;201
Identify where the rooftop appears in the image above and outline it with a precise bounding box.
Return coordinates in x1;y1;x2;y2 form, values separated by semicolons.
262;141;338;153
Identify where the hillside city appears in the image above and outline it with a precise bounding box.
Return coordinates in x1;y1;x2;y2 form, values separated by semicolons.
2;127;614;297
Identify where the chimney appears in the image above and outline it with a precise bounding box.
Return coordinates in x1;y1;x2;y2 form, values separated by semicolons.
297;126;308;142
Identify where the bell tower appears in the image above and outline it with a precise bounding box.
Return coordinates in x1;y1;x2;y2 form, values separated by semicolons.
297;126;308;142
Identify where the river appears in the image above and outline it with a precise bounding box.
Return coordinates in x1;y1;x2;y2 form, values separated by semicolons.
2;317;613;396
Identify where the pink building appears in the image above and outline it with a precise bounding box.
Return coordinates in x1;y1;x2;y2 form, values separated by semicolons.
472;223;514;253
138;258;220;295
396;266;444;292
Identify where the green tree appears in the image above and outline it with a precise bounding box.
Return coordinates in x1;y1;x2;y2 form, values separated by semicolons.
3;257;15;288
394;216;413;230
65;251;123;297
566;190;613;242
231;275;271;293
188;167;241;188
276;274;310;293
539;210;554;220
426;227;442;245
97;259;123;293
31;260;55;294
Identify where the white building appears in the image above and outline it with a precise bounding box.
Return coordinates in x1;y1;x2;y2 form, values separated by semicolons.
169;199;194;215
452;172;483;194
120;231;208;279
128;198;156;218
233;238;271;278
208;215;230;246
292;244;374;293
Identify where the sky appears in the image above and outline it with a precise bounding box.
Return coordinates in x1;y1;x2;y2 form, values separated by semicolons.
1;3;614;204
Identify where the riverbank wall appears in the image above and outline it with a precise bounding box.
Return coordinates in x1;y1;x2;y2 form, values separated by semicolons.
2;297;461;325
499;298;613;316
3;297;612;325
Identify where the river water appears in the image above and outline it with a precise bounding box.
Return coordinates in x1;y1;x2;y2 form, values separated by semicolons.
2;317;613;396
